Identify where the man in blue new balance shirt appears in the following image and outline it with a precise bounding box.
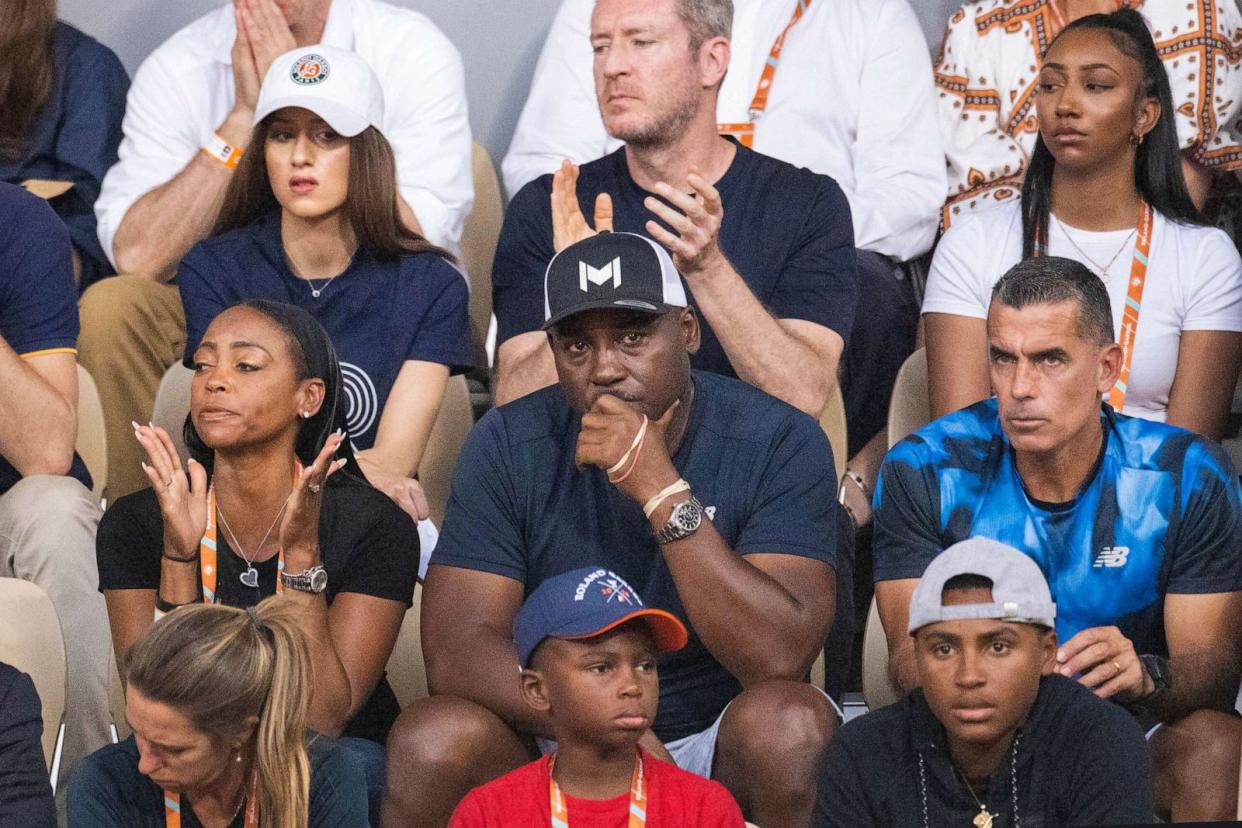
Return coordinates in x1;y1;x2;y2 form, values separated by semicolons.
873;256;1242;821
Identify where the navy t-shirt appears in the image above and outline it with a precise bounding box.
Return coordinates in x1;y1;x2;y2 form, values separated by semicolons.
179;211;475;450
0;23;128;287
68;733;368;827
430;371;838;742
492;139;858;370
0;183;90;495
873;400;1242;657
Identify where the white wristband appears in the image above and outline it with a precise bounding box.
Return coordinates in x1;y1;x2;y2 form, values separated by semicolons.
643;479;691;518
201;133;244;169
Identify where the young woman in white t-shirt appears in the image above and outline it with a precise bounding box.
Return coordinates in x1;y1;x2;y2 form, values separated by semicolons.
924;9;1242;439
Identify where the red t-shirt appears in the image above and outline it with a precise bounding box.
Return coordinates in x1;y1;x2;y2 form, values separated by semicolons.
449;749;746;827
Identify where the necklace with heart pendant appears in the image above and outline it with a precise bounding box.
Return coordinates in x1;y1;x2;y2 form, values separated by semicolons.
216;498;290;589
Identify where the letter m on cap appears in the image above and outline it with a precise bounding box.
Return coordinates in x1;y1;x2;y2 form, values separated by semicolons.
579;257;622;292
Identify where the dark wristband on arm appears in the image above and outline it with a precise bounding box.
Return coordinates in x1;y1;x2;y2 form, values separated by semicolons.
155;595;201;613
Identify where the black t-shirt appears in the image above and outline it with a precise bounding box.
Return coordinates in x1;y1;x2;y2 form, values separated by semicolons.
96;476;419;743
813;674;1155;827
492;138;858;369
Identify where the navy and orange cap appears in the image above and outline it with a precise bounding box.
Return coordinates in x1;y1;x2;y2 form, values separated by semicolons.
515;567;689;668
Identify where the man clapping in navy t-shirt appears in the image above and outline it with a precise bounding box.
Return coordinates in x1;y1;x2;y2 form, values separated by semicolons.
382;232;840;827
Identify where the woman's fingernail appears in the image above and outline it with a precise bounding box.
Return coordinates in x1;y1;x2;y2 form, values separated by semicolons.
140;461;149;471
187;457;197;465
131;421;141;431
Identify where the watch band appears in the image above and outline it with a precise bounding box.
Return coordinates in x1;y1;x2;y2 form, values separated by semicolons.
280;564;328;594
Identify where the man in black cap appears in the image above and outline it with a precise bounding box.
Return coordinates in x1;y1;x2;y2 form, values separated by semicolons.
382;232;840;828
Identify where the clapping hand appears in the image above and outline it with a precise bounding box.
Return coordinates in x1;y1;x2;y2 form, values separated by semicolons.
231;0;297;114
279;430;348;565
551;160;614;252
134;422;208;562
642;166;726;277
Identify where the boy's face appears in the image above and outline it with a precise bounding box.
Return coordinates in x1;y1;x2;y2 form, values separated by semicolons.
522;622;661;749
914;587;1058;751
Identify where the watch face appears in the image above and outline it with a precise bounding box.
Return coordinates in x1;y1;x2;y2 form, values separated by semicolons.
673;499;703;530
309;567;329;592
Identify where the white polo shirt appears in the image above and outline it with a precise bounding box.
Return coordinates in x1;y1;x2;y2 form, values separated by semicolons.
501;0;946;262
95;0;473;261
923;200;1242;422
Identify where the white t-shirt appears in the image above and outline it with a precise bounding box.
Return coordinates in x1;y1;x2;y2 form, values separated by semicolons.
95;0;474;259
923;200;1242;421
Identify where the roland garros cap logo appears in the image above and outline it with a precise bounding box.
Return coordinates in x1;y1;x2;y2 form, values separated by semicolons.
290;53;330;85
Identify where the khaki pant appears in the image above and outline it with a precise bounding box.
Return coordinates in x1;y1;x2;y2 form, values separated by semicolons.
0;475;110;780
78;276;185;502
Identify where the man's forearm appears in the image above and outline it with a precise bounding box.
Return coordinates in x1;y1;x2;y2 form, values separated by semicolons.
111;109;252;280
493;337;557;407
654;502;829;686
685;260;834;415
0;338;75;476
1158;651;1241;722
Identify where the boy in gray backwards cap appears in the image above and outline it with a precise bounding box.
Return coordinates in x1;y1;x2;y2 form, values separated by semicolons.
814;537;1155;827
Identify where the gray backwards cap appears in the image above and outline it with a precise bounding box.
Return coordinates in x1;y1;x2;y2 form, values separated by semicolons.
907;537;1056;634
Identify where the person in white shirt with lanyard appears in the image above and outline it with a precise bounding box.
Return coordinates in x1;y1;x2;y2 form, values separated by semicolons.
923;8;1242;438
503;0;946;511
80;0;473;504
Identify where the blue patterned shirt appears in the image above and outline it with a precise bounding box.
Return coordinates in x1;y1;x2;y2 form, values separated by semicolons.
873;399;1242;655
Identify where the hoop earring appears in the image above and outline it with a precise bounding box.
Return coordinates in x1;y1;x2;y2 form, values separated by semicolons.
1130;132;1144;148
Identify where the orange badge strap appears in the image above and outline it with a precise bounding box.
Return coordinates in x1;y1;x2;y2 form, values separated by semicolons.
548;749;646;827
165;766;259;828
199;462;302;603
1034;201;1153;411
717;0;812;148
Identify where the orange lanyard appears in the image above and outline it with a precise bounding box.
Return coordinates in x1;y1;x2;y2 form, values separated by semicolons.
165;767;258;828
717;0;812;148
199;463;301;603
1035;201;1154;410
548;750;647;827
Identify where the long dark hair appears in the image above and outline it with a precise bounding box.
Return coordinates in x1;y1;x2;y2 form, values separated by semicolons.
1020;8;1206;258
185;300;366;483
214;119;455;263
0;0;57;161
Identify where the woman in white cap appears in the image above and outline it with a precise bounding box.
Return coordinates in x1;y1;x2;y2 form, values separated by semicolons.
176;44;475;526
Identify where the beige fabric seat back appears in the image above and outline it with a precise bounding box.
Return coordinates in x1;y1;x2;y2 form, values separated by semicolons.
462;142;503;366
385;582;427;706
818;384;848;482
76;364;108;499
151;362;194;466
886;348;930;449
0;579;66;785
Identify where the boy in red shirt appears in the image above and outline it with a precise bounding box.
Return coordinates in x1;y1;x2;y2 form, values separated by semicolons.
449;567;746;827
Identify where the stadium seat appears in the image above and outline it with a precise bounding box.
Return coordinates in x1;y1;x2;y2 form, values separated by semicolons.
76;364;108;500
818;384;848;482
0;578;66;789
886;347;930;449
385;582;427;707
862;597;898;711
462;142;503;369
418;375;473;527
150;362;193;466
107;646;131;743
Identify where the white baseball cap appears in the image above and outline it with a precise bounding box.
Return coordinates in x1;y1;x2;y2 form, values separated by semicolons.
907;537;1057;634
254;45;384;138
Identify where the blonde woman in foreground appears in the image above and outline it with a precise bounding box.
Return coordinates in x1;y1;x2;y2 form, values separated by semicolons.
68;597;368;827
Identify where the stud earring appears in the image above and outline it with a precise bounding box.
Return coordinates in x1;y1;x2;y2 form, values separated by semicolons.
301;410;311;419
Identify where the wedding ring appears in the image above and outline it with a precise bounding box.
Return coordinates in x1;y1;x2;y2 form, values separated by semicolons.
308;483;321;494
1112;660;1122;677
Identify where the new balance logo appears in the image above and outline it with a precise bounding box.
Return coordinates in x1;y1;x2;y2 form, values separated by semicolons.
1093;546;1130;568
579;257;622;291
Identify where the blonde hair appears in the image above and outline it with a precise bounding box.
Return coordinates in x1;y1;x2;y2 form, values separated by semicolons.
125;597;313;828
